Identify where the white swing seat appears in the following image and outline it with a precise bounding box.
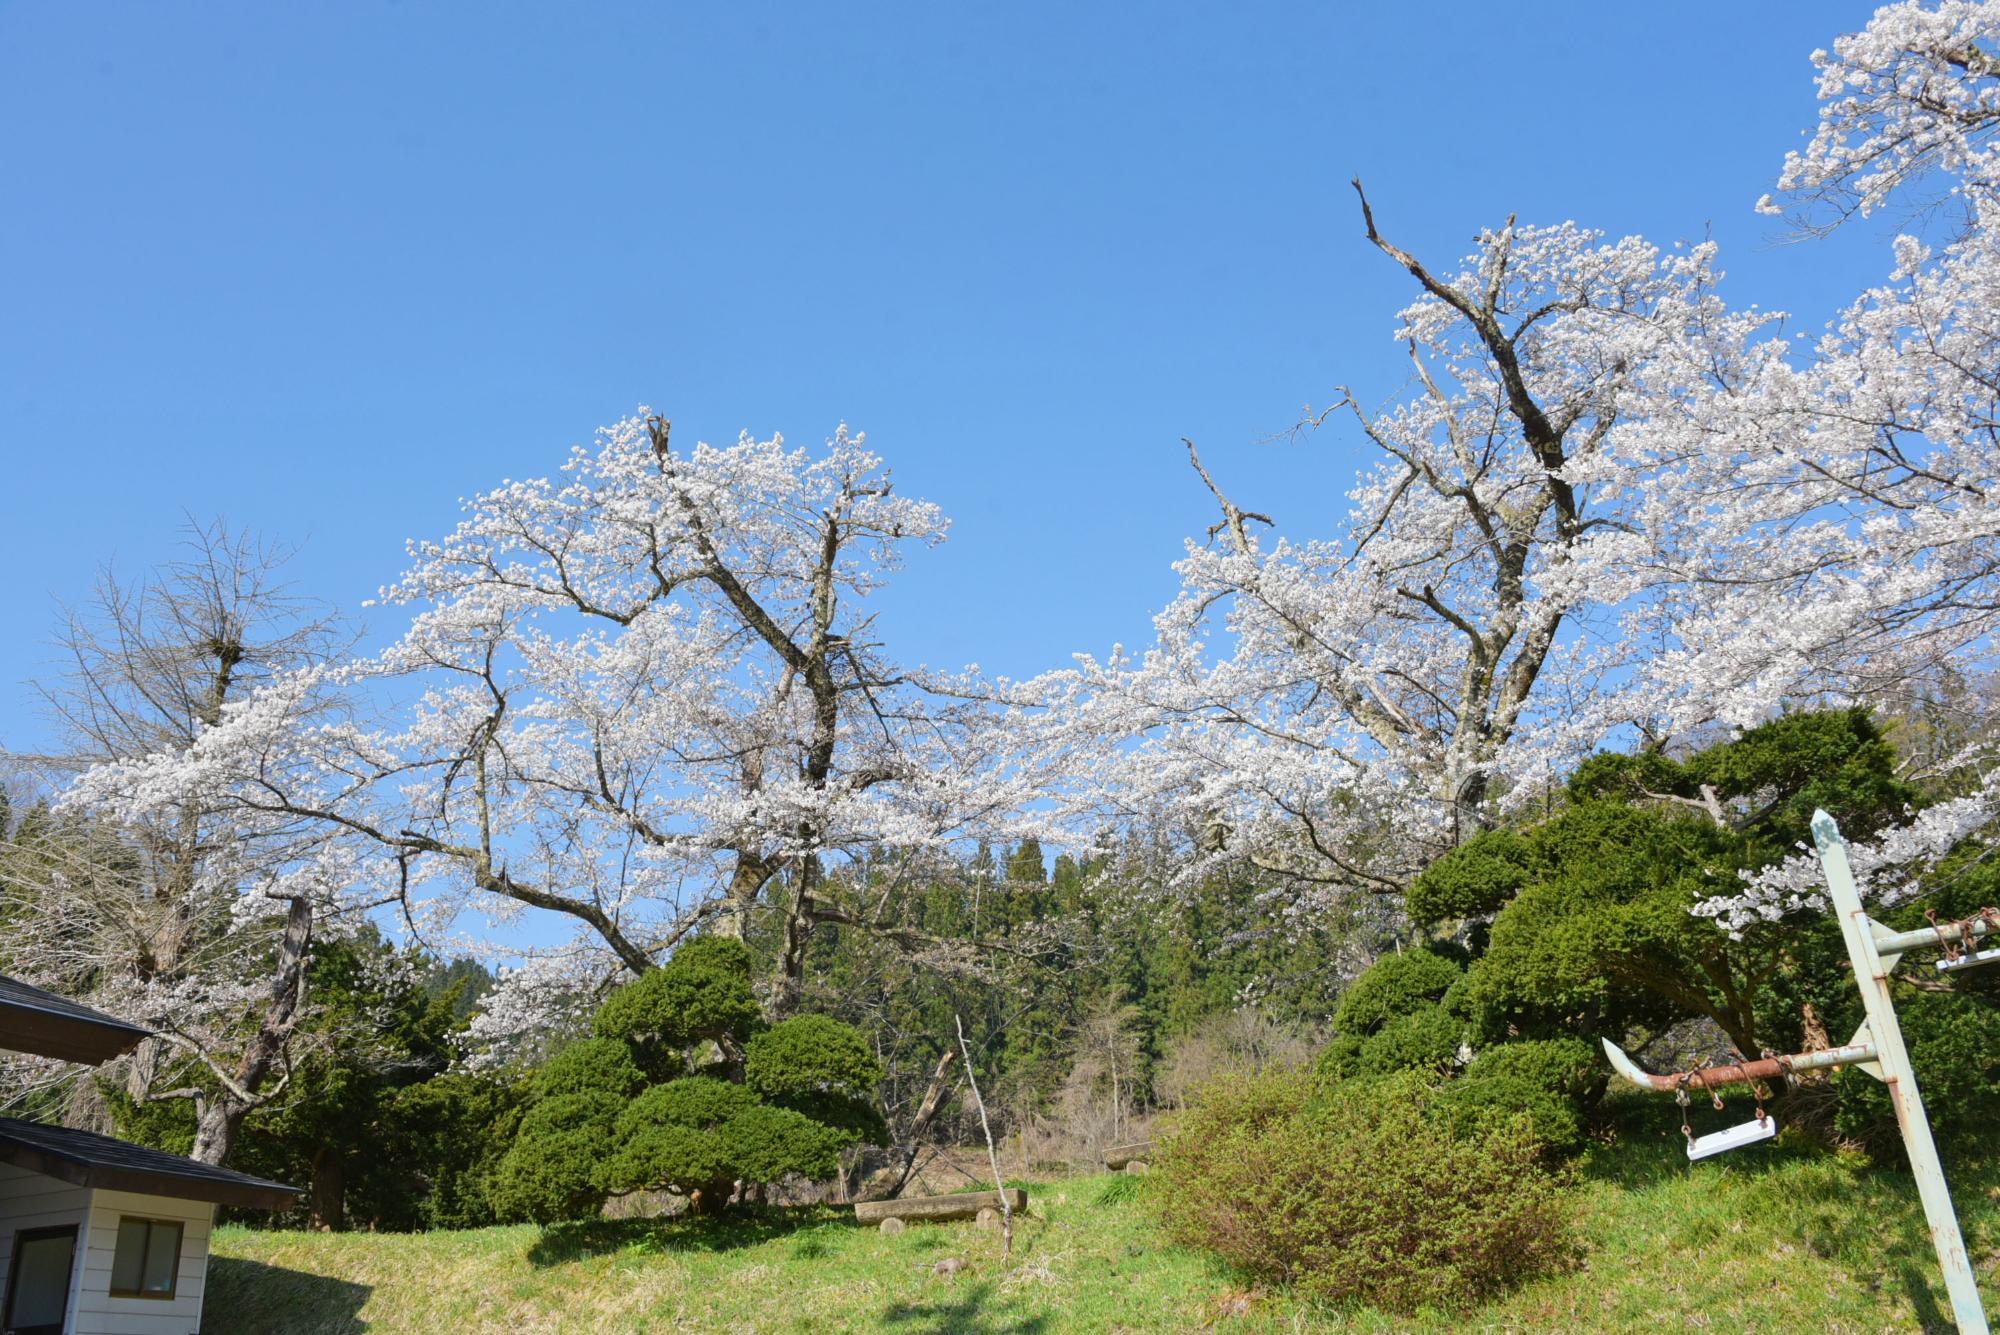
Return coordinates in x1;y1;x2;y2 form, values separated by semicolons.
1687;1115;1777;1160
1935;945;2000;974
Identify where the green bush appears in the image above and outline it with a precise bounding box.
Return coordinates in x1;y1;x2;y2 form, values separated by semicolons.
593;936;764;1078
1331;949;1464;1037
516;1090;622;1141
488;1093;623;1224
1313;1033;1366;1083
1352;1004;1462;1076
603;1123;733;1201
1153;1070;1579;1313
492;935;887;1224
1465;1038;1604;1108
1407;830;1541;925
1434;1073;1585;1158
745;1015;884;1099
379;1073;525;1230
535;1037;647;1101
721;1104;850;1183
613;1077;758;1138
742;1015;890;1144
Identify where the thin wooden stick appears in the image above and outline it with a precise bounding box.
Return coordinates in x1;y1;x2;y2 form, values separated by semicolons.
955;1012;1011;1259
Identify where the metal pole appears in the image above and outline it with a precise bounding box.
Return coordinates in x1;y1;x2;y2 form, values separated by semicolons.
1815;809;1990;1334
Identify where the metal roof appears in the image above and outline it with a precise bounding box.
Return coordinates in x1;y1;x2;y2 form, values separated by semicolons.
0;975;150;1066
0;1117;299;1211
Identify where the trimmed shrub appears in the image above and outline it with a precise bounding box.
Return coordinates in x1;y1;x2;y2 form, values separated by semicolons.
516;1090;622;1141
1407;829;1541;925
1466;1037;1604;1108
1352;1004;1462;1077
1153;1070;1579;1313
722;1104;850;1183
745;1015;884;1099
1331;949;1464;1037
492;933;888;1224
535;1037;647;1101
613;1077;757;1138
1434;1073;1584;1158
604;1124;731;1200
488;1093;623;1224
593;936;764;1078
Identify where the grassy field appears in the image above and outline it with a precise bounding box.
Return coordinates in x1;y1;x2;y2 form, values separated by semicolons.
206;1119;2000;1333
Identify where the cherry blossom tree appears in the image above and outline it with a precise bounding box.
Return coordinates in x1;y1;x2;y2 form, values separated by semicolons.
1045;199;1776;911
99;417;1038;1030
1056;0;2000;929
1676;0;2000;926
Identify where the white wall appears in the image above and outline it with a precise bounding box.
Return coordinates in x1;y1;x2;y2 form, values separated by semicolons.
72;1189;214;1335
0;1159;93;1327
0;1164;216;1335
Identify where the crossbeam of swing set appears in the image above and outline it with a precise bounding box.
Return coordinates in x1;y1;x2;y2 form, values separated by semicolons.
1872;912;1996;962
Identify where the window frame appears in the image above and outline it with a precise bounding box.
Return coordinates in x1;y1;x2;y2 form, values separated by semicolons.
106;1216;183;1301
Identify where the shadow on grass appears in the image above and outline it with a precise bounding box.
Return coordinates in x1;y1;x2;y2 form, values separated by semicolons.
1893;1260;1953;1334
881;1280;1052;1335
526;1203;848;1267
202;1255;372;1334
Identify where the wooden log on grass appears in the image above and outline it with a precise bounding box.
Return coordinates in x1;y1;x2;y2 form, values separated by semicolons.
854;1188;1027;1226
1104;1141;1153;1170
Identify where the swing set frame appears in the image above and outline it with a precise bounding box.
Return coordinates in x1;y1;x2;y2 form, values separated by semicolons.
1600;810;1994;1334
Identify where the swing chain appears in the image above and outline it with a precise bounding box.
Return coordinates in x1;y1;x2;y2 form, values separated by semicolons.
1674;1072;1694;1151
1923;905;2000;964
1751;1050;1775;1125
1927;907;1964;965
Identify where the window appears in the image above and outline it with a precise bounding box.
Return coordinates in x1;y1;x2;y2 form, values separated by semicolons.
108;1217;182;1300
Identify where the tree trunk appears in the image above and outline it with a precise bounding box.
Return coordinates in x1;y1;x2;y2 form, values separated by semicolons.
712;852;775;941
310;1147;345;1231
884;1048;957;1200
189;894;313;1166
190;1099;241;1167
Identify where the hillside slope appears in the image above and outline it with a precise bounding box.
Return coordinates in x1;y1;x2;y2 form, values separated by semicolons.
204;1135;1999;1333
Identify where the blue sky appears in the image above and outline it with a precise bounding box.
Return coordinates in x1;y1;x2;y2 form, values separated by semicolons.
0;1;1890;753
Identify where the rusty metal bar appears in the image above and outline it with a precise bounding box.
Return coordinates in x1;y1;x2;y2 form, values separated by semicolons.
1599;1038;1876;1093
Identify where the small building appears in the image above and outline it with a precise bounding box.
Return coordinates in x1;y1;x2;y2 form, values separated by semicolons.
0;1118;296;1335
0;976;299;1335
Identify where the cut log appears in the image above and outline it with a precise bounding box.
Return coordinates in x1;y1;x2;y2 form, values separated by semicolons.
854;1189;1027;1226
1104;1141;1154;1170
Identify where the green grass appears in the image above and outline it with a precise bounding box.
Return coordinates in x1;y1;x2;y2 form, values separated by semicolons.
207;1122;2000;1333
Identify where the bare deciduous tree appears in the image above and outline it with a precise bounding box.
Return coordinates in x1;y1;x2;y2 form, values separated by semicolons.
3;518;355;1165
